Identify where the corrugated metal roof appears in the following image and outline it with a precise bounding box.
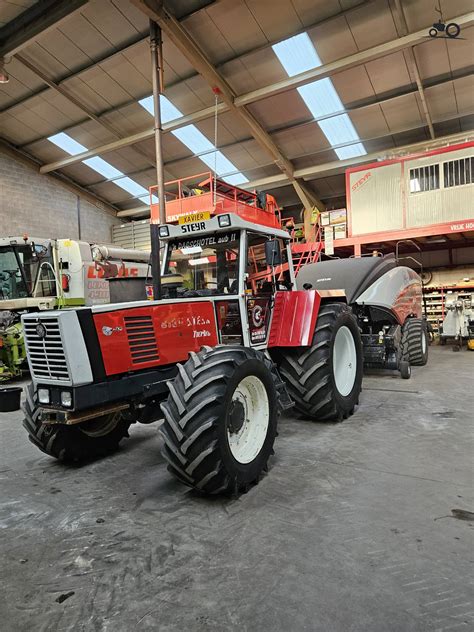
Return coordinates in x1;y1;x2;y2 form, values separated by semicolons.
0;0;472;213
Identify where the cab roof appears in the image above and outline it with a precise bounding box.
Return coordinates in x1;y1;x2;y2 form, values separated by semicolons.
160;212;290;241
0;237;51;248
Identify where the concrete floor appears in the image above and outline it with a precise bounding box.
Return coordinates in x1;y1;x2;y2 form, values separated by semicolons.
0;346;473;632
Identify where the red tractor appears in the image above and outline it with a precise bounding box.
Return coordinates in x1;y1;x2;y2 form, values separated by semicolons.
16;174;426;495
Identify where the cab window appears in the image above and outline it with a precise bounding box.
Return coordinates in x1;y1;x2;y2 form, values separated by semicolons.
246;233;290;294
164;232;240;298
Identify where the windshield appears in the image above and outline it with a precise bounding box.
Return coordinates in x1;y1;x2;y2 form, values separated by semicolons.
0;247;29;300
0;244;53;300
164;231;240;298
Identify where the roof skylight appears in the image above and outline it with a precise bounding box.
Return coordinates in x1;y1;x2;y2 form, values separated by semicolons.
173;125;214;154
113;177;149;198
138;95;248;185
272;33;321;75
272;32;366;160
47;90;250;210
83;157;123;180
48;132;87;155
139;95;182;123
47;132;151;204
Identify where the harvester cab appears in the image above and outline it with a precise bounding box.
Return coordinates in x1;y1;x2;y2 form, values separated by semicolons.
0;237;55;381
0;237;56;310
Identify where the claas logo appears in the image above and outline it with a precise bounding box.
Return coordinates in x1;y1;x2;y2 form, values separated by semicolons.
87;265;139;279
352;171;372;192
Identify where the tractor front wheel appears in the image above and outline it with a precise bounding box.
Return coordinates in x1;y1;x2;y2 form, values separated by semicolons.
276;303;363;421
22;383;131;462
159;346;279;495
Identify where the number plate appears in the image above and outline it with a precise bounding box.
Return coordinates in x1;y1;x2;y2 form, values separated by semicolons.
178;211;210;225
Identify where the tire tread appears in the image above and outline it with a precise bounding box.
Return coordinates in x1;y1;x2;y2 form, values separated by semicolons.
275;303;362;422
401;318;428;366
159;346;283;495
22;383;131;462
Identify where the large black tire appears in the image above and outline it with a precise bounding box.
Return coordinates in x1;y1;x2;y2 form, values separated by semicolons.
275;303;363;421
159;346;280;495
401;318;428;366
22;383;131;462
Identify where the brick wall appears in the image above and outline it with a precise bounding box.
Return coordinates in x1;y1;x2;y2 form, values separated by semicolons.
0;150;121;243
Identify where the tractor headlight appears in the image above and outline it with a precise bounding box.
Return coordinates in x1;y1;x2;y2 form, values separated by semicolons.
218;214;231;227
60;391;72;408
38;388;50;404
159;225;169;237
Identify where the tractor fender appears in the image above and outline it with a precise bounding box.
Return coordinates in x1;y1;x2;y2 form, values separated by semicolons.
268;290;347;347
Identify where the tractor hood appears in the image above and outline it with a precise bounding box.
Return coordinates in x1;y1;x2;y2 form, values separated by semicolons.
22;298;222;386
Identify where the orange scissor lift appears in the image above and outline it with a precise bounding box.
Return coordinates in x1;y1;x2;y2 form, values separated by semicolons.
149;172;323;284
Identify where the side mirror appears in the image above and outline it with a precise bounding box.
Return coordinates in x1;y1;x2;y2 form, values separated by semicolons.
265;239;282;266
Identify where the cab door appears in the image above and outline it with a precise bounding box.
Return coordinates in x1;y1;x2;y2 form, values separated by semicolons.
245;233;290;346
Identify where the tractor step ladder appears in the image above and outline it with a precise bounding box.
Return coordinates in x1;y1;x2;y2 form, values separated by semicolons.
247;238;323;291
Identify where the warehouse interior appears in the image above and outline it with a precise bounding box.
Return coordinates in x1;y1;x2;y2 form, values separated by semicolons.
0;1;473;630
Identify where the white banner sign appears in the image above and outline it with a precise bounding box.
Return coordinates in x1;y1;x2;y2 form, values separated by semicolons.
324;226;334;256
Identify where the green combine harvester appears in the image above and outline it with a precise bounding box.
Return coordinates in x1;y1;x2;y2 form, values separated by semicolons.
0;236;150;381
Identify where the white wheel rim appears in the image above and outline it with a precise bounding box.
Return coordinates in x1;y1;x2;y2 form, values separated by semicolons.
421;329;427;354
333;326;357;397
227;375;269;464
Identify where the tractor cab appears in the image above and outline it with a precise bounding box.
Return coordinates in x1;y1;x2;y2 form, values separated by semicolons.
152;175;295;347
149;172;323;291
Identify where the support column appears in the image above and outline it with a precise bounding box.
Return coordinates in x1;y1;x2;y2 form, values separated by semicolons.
292;179;325;242
76;195;81;239
149;18;166;300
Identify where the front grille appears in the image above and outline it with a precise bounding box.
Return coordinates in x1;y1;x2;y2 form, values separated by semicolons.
23;317;70;381
124;315;159;364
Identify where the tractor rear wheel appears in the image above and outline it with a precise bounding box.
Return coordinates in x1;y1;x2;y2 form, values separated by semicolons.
276;303;363;421
22;383;131;462
446;22;460;38
159;346;279;495
401;317;429;366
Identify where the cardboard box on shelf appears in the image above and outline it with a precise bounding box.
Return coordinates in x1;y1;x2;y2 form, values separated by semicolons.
320;212;330;226
329;209;346;225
